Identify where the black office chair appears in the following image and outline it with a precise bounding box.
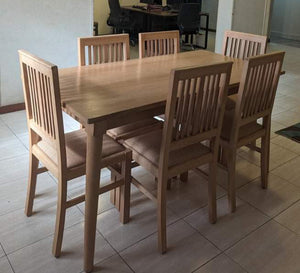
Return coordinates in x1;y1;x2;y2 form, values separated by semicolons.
107;0;136;45
177;3;209;49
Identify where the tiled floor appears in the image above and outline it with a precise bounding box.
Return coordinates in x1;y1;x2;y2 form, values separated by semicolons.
0;40;300;273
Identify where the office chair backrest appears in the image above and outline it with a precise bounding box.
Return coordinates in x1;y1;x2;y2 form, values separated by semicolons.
223;30;267;60
160;62;232;163
108;0;122;16
177;3;201;32
18;50;66;169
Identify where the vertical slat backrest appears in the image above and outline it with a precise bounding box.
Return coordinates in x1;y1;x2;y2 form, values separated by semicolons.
222;30;267;60
18;50;66;168
139;31;180;58
159;62;232;168
78;34;130;66
235;52;284;126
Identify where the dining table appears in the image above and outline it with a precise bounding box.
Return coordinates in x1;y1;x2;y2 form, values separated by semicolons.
59;49;245;272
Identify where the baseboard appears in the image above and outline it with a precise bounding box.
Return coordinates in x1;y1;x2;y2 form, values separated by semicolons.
0;103;25;114
271;31;300;41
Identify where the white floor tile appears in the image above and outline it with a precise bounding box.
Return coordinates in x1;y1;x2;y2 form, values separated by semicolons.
226;221;300;273
8;222;115;273
185;197;269;250
121;220;220;273
97;192;180;252
237;173;300;217
194;254;247;273
0;256;14;273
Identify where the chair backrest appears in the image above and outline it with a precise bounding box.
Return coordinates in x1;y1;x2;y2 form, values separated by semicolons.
177;3;201;32
139;30;180;58
18;50;66;168
232;52;284;139
222;30;267;60
160;62;233;168
78;34;130;66
108;0;122;16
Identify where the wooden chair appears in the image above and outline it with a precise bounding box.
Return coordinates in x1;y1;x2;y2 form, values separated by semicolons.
220;52;285;212
78;34;130;65
139;30;180;58
222;30;268;149
77;34;162;142
124;62;233;253
19;50;132;258
222;30;267;60
223;30;267;105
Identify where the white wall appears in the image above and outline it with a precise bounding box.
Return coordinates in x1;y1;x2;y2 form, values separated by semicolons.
232;0;270;36
271;0;300;40
215;0;234;53
202;0;218;30
0;0;93;106
215;0;271;53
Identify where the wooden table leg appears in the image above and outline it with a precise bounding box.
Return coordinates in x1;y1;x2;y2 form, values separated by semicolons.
84;124;104;273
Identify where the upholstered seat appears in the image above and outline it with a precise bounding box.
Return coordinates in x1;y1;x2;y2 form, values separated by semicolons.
225;94;237;110
219;52;285;213
37;130;125;169
124;129;211;170
107;118;162;141
19;50;132;259
221;109;263;141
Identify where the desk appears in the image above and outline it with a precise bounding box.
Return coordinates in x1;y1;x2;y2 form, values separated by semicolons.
123;6;178;32
122;6;210;48
59;50;244;272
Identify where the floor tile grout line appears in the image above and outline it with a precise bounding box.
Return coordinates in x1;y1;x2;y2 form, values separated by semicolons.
182;217;222;251
190;252;224;273
221;218;273;253
4;219;84;257
5;255;17;273
223;252;251;273
94;229;136;273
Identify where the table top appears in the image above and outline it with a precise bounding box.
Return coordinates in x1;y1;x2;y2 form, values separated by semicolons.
122;6;178;17
59;50;244;125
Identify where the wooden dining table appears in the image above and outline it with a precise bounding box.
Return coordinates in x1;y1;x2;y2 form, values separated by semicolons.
59;50;245;272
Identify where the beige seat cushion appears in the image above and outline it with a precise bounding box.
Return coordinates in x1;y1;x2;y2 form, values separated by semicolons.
221;109;263;141
107;118;162;140
37;129;125;169
225;94;238;110
124;129;211;168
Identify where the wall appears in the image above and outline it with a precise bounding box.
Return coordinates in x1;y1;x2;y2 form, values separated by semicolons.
215;0;234;53
232;0;270;36
0;0;93;106
215;0;271;53
202;0;218;30
271;0;300;40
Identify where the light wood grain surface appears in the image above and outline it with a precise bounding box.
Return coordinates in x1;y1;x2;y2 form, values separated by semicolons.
59;50;244;125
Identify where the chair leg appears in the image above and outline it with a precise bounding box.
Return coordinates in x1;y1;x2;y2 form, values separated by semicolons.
261;118;271;189
249;140;257;150
180;172;188;183
120;151;131;224
167;179;172;190
225;149;236;212
208;161;217;224
52;178;67;258
157;174;168;254
25;152;39;217
110;173;119;210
